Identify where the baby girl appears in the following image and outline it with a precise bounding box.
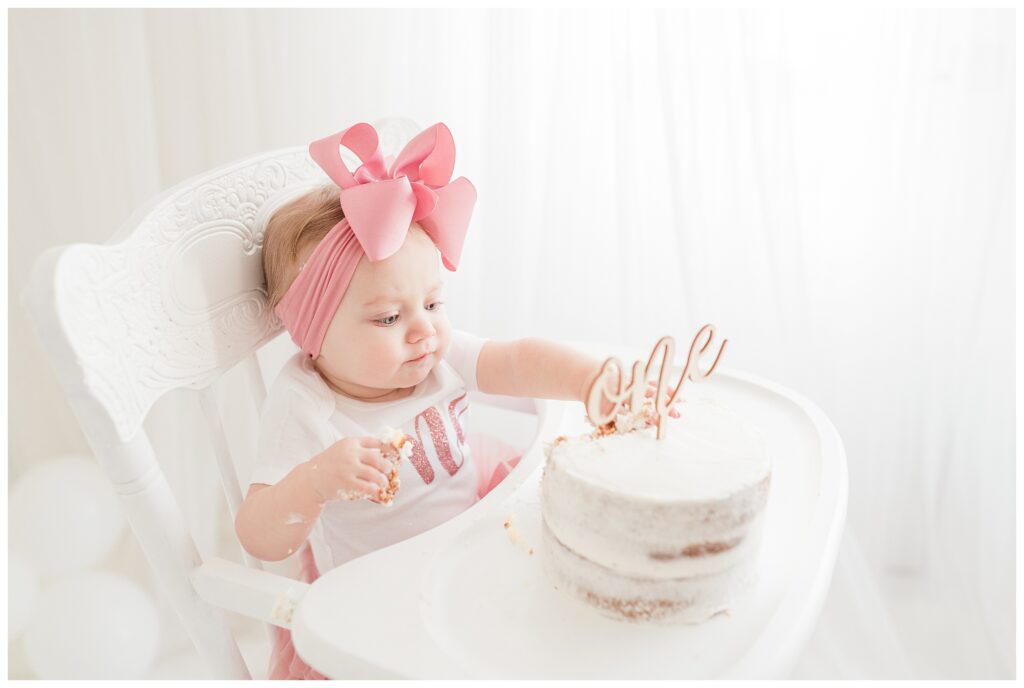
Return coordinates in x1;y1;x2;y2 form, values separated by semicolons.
234;122;678;679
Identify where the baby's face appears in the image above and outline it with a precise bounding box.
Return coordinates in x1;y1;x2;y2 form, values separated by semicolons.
312;224;452;400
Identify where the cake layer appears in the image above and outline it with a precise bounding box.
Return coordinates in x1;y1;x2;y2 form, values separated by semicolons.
541;474;769;579
548;398;768;500
541;520;758;625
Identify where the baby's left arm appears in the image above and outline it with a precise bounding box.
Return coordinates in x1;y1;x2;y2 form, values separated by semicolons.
476;338;682;421
476;338;605;405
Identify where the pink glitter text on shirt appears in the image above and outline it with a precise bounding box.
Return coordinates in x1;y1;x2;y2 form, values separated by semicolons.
407;394;468;485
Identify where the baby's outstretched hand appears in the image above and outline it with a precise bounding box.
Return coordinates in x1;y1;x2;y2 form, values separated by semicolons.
593;376;679;419
645;380;681;418
305;436;392;505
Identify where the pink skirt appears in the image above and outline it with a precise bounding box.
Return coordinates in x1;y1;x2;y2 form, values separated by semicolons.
267;432;523;680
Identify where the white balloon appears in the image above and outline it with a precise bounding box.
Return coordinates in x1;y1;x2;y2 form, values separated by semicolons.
10;456;127;576
8;552;38;639
24;571;161;679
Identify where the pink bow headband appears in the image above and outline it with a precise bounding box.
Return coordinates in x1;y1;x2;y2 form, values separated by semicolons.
274;122;477;359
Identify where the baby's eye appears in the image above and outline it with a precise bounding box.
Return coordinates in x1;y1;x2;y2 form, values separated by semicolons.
373;302;443;327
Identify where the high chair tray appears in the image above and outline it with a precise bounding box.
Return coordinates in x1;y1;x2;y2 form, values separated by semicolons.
290;364;848;679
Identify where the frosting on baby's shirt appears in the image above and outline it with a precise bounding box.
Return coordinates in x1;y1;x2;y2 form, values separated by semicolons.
249;329;488;573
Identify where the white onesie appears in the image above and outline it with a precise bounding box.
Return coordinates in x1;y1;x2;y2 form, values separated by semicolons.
249;329;488;574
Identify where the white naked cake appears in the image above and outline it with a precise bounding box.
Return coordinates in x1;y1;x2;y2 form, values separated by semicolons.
540;395;771;623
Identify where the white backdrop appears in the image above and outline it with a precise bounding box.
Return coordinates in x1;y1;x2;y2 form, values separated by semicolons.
8;8;1014;679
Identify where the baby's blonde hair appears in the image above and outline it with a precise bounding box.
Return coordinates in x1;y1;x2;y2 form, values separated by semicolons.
262;183;345;311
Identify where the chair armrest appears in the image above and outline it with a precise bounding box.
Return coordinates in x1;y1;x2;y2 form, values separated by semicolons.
190;557;308;629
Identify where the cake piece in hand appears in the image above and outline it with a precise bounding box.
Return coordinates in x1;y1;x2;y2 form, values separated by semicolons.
373;427;415;506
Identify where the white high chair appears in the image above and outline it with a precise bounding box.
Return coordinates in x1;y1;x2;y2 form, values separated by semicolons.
20;116;555;679
21;117;848;679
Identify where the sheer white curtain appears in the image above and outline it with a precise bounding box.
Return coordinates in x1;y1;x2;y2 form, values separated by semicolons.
9;8;1013;678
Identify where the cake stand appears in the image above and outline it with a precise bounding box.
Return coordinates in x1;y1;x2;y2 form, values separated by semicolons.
290;357;848;678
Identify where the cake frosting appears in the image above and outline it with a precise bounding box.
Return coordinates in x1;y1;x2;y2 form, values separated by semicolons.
540;396;771;623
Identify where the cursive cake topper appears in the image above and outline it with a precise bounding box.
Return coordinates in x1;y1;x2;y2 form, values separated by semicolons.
584;324;728;440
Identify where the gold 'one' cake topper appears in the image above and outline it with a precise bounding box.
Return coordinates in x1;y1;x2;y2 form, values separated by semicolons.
584;324;727;440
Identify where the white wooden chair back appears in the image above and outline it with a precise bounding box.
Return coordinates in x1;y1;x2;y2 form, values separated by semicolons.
20;117;436;678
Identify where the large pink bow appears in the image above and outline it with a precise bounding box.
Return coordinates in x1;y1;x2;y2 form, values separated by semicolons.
308;122;477;270
274;122;476;360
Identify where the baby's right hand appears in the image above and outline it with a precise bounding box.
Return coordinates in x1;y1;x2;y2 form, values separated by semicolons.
304;436;391;504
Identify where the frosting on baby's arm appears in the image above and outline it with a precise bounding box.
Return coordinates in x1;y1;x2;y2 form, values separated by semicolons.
235;466;326;562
